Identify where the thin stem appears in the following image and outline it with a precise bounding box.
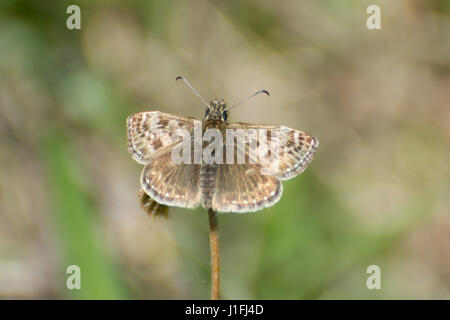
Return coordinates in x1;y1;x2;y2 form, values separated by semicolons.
208;208;220;300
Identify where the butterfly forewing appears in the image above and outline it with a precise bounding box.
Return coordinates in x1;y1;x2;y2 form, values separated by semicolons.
227;123;319;180
127;111;197;164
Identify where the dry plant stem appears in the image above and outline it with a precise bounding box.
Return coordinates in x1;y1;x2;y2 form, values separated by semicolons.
208;208;220;300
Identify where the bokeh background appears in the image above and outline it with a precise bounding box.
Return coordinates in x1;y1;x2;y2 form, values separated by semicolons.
0;0;449;299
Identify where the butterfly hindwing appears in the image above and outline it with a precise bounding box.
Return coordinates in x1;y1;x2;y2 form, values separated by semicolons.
140;147;202;209
212;162;282;213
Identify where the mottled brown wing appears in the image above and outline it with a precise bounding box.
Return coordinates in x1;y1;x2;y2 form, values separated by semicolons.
127;111;198;164
140;147;202;209
128;111;202;208
212;162;282;213
227;123;319;180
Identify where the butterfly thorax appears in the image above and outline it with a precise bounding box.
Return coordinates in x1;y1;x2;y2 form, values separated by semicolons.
203;99;228;129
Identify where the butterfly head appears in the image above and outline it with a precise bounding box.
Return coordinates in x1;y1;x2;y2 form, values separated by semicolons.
176;76;269;127
205;99;228;123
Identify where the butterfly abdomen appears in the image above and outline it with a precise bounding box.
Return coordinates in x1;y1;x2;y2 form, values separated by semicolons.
200;163;219;209
200;121;225;209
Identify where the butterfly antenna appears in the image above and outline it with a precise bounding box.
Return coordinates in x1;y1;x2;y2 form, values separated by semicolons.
176;76;209;108
225;90;270;111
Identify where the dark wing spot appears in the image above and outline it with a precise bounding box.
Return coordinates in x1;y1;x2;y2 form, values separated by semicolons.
158;119;169;127
152;138;163;150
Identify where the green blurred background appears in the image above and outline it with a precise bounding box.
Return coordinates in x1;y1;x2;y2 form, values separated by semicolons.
0;0;449;299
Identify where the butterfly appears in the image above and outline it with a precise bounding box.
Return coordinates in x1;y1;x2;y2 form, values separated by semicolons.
127;76;319;213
